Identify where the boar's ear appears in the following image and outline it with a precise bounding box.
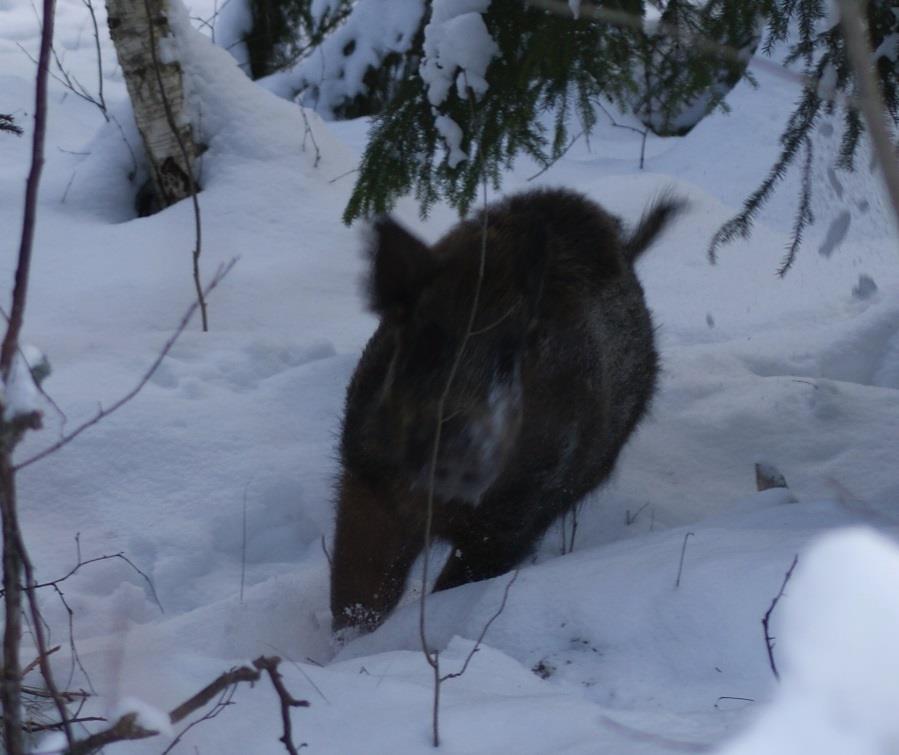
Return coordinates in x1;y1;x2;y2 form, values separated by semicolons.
366;217;437;319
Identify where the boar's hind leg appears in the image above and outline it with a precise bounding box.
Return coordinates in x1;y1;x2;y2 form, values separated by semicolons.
330;476;421;632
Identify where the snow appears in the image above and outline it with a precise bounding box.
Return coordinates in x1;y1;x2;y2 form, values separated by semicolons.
419;0;497;106
721;529;899;755
260;0;426;117
434;113;468;168
209;0;253;74
111;697;175;737
2;0;899;753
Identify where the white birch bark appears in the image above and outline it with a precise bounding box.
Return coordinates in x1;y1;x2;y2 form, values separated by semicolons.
106;0;199;208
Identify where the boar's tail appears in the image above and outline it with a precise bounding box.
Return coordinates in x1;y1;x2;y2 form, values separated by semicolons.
622;190;687;264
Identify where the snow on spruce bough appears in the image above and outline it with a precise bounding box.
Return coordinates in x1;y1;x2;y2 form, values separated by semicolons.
331;187;686;633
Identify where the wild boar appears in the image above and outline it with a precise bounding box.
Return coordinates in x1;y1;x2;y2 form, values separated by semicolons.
331;187;684;632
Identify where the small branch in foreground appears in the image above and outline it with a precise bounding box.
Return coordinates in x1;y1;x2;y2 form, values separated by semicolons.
526;131;583;182
298;107;321;168
2;0;57;750
254;656;310;755
21;685;89;703
65;655;307;755
21;645;60;678
15;258;237;472
81;0;108;119
762;554;799;681
161;681;239;755
594;99;650;169
714;696;755;709
419;165;490;749
558;505;580;555
25;547;163;614
440;570;518;683
23;716;106;734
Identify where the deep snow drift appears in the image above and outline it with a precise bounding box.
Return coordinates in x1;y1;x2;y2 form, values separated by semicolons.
1;1;898;753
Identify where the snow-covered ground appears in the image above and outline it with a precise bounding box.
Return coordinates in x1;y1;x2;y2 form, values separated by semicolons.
2;1;899;752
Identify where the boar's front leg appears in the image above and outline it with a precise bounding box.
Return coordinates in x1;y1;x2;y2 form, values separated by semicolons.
433;496;551;591
330;473;422;632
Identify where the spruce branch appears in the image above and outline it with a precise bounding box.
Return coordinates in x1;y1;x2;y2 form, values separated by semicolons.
708;80;822;265
1;114;23;136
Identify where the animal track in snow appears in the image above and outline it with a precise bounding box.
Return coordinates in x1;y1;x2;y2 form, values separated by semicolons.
151;338;337;396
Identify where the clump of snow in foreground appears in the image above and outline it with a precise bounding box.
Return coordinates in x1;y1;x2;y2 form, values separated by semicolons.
722;529;899;755
1;0;899;752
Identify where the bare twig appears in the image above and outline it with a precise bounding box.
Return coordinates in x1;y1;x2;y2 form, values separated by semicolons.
21;646;60;678
19;545;163;614
15;258;237;471
674;532;695;589
419;161;489;750
762;554;799;681
1;1;57;750
526;130;583;181
440;570;518;683
253;656;310;755
625;502;650;526
714;696;755;709
48;585;94;693
64;656;306;755
320;534;332;567
23;716;106;733
161;684;238;755
50;44;106;120
328;167;359;184
15;42;106;117
21;685;89;702
264;644;330;704
559;505;579;555
1;13;54;378
18;525;76;745
299;107;321;167
81;0;108;118
594;99;650;169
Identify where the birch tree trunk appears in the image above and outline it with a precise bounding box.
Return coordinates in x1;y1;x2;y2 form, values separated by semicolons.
106;0;200;209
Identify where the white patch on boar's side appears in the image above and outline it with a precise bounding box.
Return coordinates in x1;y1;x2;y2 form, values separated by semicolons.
423;376;522;505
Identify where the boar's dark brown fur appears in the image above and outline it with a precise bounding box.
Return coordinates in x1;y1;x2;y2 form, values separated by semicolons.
331;187;684;632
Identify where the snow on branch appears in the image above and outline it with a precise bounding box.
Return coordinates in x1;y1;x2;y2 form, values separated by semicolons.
64;656;308;755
